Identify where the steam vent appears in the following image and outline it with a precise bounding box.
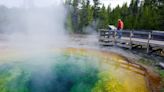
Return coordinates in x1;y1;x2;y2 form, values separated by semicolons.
0;48;161;92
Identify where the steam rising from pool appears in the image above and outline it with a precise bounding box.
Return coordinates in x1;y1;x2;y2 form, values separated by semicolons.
4;0;68;56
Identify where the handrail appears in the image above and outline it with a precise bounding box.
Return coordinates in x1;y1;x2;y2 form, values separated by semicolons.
99;29;164;55
99;29;164;40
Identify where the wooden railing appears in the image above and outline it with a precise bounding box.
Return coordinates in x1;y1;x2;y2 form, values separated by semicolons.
99;29;164;56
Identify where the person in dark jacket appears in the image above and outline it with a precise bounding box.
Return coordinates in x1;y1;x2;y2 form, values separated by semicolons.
117;19;124;39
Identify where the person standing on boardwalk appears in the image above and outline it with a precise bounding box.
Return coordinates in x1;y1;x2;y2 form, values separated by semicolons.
117;19;124;39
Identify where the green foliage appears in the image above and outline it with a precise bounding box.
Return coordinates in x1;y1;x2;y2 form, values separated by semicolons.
158;0;164;30
65;0;164;32
93;0;101;20
79;0;93;32
99;4;108;28
109;5;121;26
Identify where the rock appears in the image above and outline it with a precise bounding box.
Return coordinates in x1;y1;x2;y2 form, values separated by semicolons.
156;62;164;69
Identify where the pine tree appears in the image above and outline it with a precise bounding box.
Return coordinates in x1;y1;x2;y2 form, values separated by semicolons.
127;0;140;29
78;0;93;32
64;0;164;32
159;0;164;30
107;5;112;25
86;0;93;25
110;5;121;26
120;3;129;29
139;0;160;30
93;0;100;20
99;4;108;28
72;0;79;32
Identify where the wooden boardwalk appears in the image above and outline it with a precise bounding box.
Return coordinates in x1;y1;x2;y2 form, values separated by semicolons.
99;29;164;56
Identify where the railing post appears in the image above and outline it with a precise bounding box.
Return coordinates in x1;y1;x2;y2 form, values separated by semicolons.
98;29;101;41
129;31;133;49
107;29;110;42
147;32;152;53
113;30;117;46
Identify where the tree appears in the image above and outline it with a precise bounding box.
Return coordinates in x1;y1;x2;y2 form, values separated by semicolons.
72;0;80;32
158;0;164;30
107;5;112;25
78;0;93;32
119;3;129;29
138;0;160;30
64;0;164;32
127;0;140;29
93;0;100;20
85;0;93;25
0;6;9;33
99;4;108;28
110;5;121;26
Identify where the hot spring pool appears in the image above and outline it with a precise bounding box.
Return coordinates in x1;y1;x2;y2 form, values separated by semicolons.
0;48;157;92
